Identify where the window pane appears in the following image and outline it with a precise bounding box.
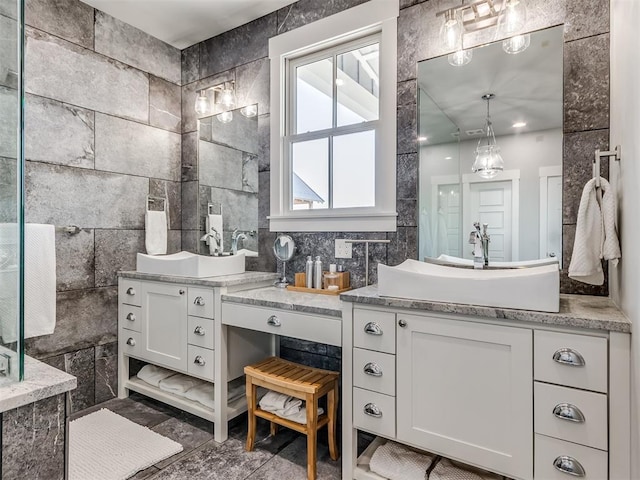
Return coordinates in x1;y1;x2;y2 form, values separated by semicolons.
337;43;379;127
292;138;329;210
296;57;333;134
333;130;375;208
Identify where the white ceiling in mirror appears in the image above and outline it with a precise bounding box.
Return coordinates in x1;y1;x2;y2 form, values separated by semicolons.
418;26;563;144
80;0;296;49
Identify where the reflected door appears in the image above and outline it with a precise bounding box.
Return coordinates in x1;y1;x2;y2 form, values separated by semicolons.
540;172;562;263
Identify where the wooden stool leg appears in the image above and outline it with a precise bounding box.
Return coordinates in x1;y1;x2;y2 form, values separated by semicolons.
327;380;339;461
306;393;318;480
270;422;278;436
245;378;257;452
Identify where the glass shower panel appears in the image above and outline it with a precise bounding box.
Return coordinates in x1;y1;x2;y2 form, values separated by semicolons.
0;0;25;385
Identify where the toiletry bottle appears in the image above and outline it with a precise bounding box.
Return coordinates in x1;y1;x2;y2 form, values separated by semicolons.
305;256;313;288
313;256;322;289
323;264;340;291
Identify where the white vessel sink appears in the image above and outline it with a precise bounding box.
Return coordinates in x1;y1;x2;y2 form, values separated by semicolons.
430;254;560;269
136;251;245;278
378;259;559;312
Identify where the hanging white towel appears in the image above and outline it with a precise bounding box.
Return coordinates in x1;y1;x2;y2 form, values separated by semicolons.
568;177;621;285
145;210;167;255
369;441;435;480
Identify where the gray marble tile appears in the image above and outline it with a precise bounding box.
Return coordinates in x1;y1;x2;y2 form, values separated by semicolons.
181;230;201;254
199;141;243;190
181;70;235;134
387;226;418;265
55;227;95;291
1;393;66;480
91;394;173;428
397;103;417;154
95;229;145;287
0;14;18;89
397;198;417;227
210;109;259;155
25;287;117;358
181;44;200;85
25;27;149;123
209;187;258;233
564;0;609;42
243;153;259;193
563;34;610;133
167;229;182;253
25;161;149;229
150;179;182;231
94;352;117;405
119;271;279;289
0;156;17;223
222;287;342;318
151;416;214;469
94;11;181;84
25;0;94;49
397;152;417;199
258;171;270;230
258;114;271;172
150;75;182;133
182;132;198;181
200;13;276;78
0;0;17;19
25;94;95;168
280;347;341;373
131;466;161;480
95;113;181;182
181;181;199;230
562;129;609;224
235;57;269;115
280;337;328;356
0;87;17;158
245;228;277;272
399;0;428;9
397;79;416;107
276;0;369;35
63;346;95;413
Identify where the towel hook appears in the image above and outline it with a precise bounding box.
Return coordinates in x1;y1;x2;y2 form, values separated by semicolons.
593;145;622;189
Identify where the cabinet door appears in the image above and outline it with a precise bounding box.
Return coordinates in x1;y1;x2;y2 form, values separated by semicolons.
397;314;533;480
140;282;188;372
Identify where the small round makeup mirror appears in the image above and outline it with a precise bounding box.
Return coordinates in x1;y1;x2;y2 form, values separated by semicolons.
273;235;295;288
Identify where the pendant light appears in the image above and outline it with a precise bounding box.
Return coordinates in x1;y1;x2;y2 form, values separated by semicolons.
472;94;504;179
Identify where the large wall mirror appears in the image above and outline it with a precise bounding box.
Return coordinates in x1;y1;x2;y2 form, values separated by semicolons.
418;26;563;265
197;104;259;255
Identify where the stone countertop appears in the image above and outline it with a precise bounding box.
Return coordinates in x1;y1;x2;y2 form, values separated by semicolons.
340;286;631;333
0;356;76;413
118;270;279;287
222;286;343;318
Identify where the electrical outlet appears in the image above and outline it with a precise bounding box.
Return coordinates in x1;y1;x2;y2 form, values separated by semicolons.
335;239;352;259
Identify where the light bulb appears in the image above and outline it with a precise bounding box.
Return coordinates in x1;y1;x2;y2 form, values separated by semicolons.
448;49;472;67
219;87;235;107
194;92;209;115
503;34;530;54
217;111;233;123
501;0;526;35
440;10;463;51
240;104;258;117
472;145;504;179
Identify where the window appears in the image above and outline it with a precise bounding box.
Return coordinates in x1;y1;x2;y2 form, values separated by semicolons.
269;0;399;232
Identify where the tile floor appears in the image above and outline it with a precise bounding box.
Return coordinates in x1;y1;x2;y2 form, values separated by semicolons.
72;393;342;480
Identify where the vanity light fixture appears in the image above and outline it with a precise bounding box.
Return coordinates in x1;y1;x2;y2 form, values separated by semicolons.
195;91;209;115
472;93;504;179
512;121;527;128
194;81;236;115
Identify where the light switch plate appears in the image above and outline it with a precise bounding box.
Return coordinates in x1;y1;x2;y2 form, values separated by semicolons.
335;239;352;259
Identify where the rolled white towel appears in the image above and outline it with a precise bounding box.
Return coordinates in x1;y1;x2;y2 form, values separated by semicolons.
369;441;434;480
137;364;176;388
185;382;214;410
430;458;502;480
159;374;203;395
277;406;324;425
259;391;294;411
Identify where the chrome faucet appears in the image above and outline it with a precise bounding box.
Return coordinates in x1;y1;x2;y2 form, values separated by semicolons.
469;222;490;269
231;228;248;255
200;226;222;256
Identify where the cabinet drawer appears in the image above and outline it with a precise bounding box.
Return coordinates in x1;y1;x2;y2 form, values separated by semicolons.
534;382;608;451
119;279;141;306
535;434;607;480
120;329;142;358
119;304;141;333
353;348;395;396
187;345;214;381
188;316;214;350
534;331;607;393
353;387;395;438
188;287;214;319
354;310;396;354
221;302;341;347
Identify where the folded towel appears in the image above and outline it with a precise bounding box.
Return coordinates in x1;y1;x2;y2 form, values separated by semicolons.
278;406;324;425
137;364;176;387
568;177;621;285
185;382;215;409
369;441;435;480
430;458;501;480
145;210;167;255
159;374;203;394
259;391;295;411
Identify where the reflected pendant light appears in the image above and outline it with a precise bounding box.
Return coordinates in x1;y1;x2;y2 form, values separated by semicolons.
195;90;209;115
472;94;504;179
503;33;531;54
217;111;233;123
448;48;473;66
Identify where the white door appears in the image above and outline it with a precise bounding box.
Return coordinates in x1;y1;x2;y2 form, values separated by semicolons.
465;180;512;261
436;184;461;257
541;175;562;263
396;313;533;480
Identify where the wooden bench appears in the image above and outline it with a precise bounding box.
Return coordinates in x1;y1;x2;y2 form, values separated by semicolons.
244;357;340;480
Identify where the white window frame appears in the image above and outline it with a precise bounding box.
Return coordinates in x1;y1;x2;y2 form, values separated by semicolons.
269;0;399;232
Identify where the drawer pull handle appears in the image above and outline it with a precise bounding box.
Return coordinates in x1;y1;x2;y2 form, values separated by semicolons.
194;326;206;336
179;289;185;295
553;456;586;477
398;319;407;328
126;313;136;322
194;296;206;306
363;403;382;418
553;403;586;423
553;348;586;367
363;362;383;377
126;287;136;296
126;338;136;347
364;322;383;336
267;315;281;327
194;355;206;366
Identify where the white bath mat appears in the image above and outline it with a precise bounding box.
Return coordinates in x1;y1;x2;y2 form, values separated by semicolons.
69;408;183;480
